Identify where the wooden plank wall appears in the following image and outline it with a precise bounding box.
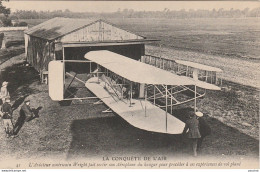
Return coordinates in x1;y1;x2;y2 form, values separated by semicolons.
141;55;178;72
26;36;54;72
60;21;144;42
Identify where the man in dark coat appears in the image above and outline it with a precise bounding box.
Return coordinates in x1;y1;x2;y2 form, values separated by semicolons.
1;98;14;137
21;100;36;122
14;100;36;134
182;112;201;157
195;111;211;151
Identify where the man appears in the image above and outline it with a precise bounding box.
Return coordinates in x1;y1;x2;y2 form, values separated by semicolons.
14;99;40;134
13;100;30;135
182;112;201;157
0;81;10;102
1;98;14;138
21;100;35;122
195;111;211;151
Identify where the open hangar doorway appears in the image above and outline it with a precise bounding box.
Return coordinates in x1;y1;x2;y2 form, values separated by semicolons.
58;43;145;74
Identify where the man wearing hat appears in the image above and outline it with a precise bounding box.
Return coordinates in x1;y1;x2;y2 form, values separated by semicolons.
0;81;10;102
195;111;211;151
21;100;36;122
182;112;201;157
14;99;39;134
14;100;31;135
1;98;14;137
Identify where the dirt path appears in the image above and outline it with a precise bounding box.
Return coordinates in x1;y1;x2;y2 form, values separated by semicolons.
146;45;260;88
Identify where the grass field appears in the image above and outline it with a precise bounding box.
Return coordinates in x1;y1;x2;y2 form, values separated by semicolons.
110;18;260;60
0;30;25;65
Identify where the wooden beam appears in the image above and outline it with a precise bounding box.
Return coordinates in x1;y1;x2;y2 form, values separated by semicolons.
61;39;159;47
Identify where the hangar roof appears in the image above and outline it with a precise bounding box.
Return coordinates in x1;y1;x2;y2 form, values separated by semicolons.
25;17;147;42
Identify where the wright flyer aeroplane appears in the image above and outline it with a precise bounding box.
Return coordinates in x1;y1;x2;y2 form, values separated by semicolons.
26;18;222;135
48;50;222;135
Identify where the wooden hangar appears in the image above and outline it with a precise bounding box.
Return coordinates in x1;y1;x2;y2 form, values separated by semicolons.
24;17;158;74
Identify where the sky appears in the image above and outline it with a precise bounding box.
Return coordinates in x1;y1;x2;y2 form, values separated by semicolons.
3;1;260;13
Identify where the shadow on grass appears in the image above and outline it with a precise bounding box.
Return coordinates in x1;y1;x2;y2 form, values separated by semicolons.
59;87;79;106
6;40;24;48
66;107;259;159
0;61;40;100
27;106;43;122
66;115;186;160
0;48;25;65
13;108;26;135
0;61;41;135
14;106;43;135
12;95;29;111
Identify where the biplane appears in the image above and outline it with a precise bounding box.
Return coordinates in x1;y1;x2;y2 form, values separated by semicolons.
48;50;222;134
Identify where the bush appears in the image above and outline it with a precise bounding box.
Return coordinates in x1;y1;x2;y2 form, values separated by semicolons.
17;21;28;26
1;17;12;27
13;21;28;27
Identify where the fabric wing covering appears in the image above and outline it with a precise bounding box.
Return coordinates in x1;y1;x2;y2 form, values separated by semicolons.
175;60;222;72
85;50;194;85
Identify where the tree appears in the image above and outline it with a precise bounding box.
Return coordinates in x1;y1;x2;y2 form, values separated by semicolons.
1;16;11;26
242;8;249;17
64;9;70;13
0;0;10;17
0;0;11;27
217;8;224;17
